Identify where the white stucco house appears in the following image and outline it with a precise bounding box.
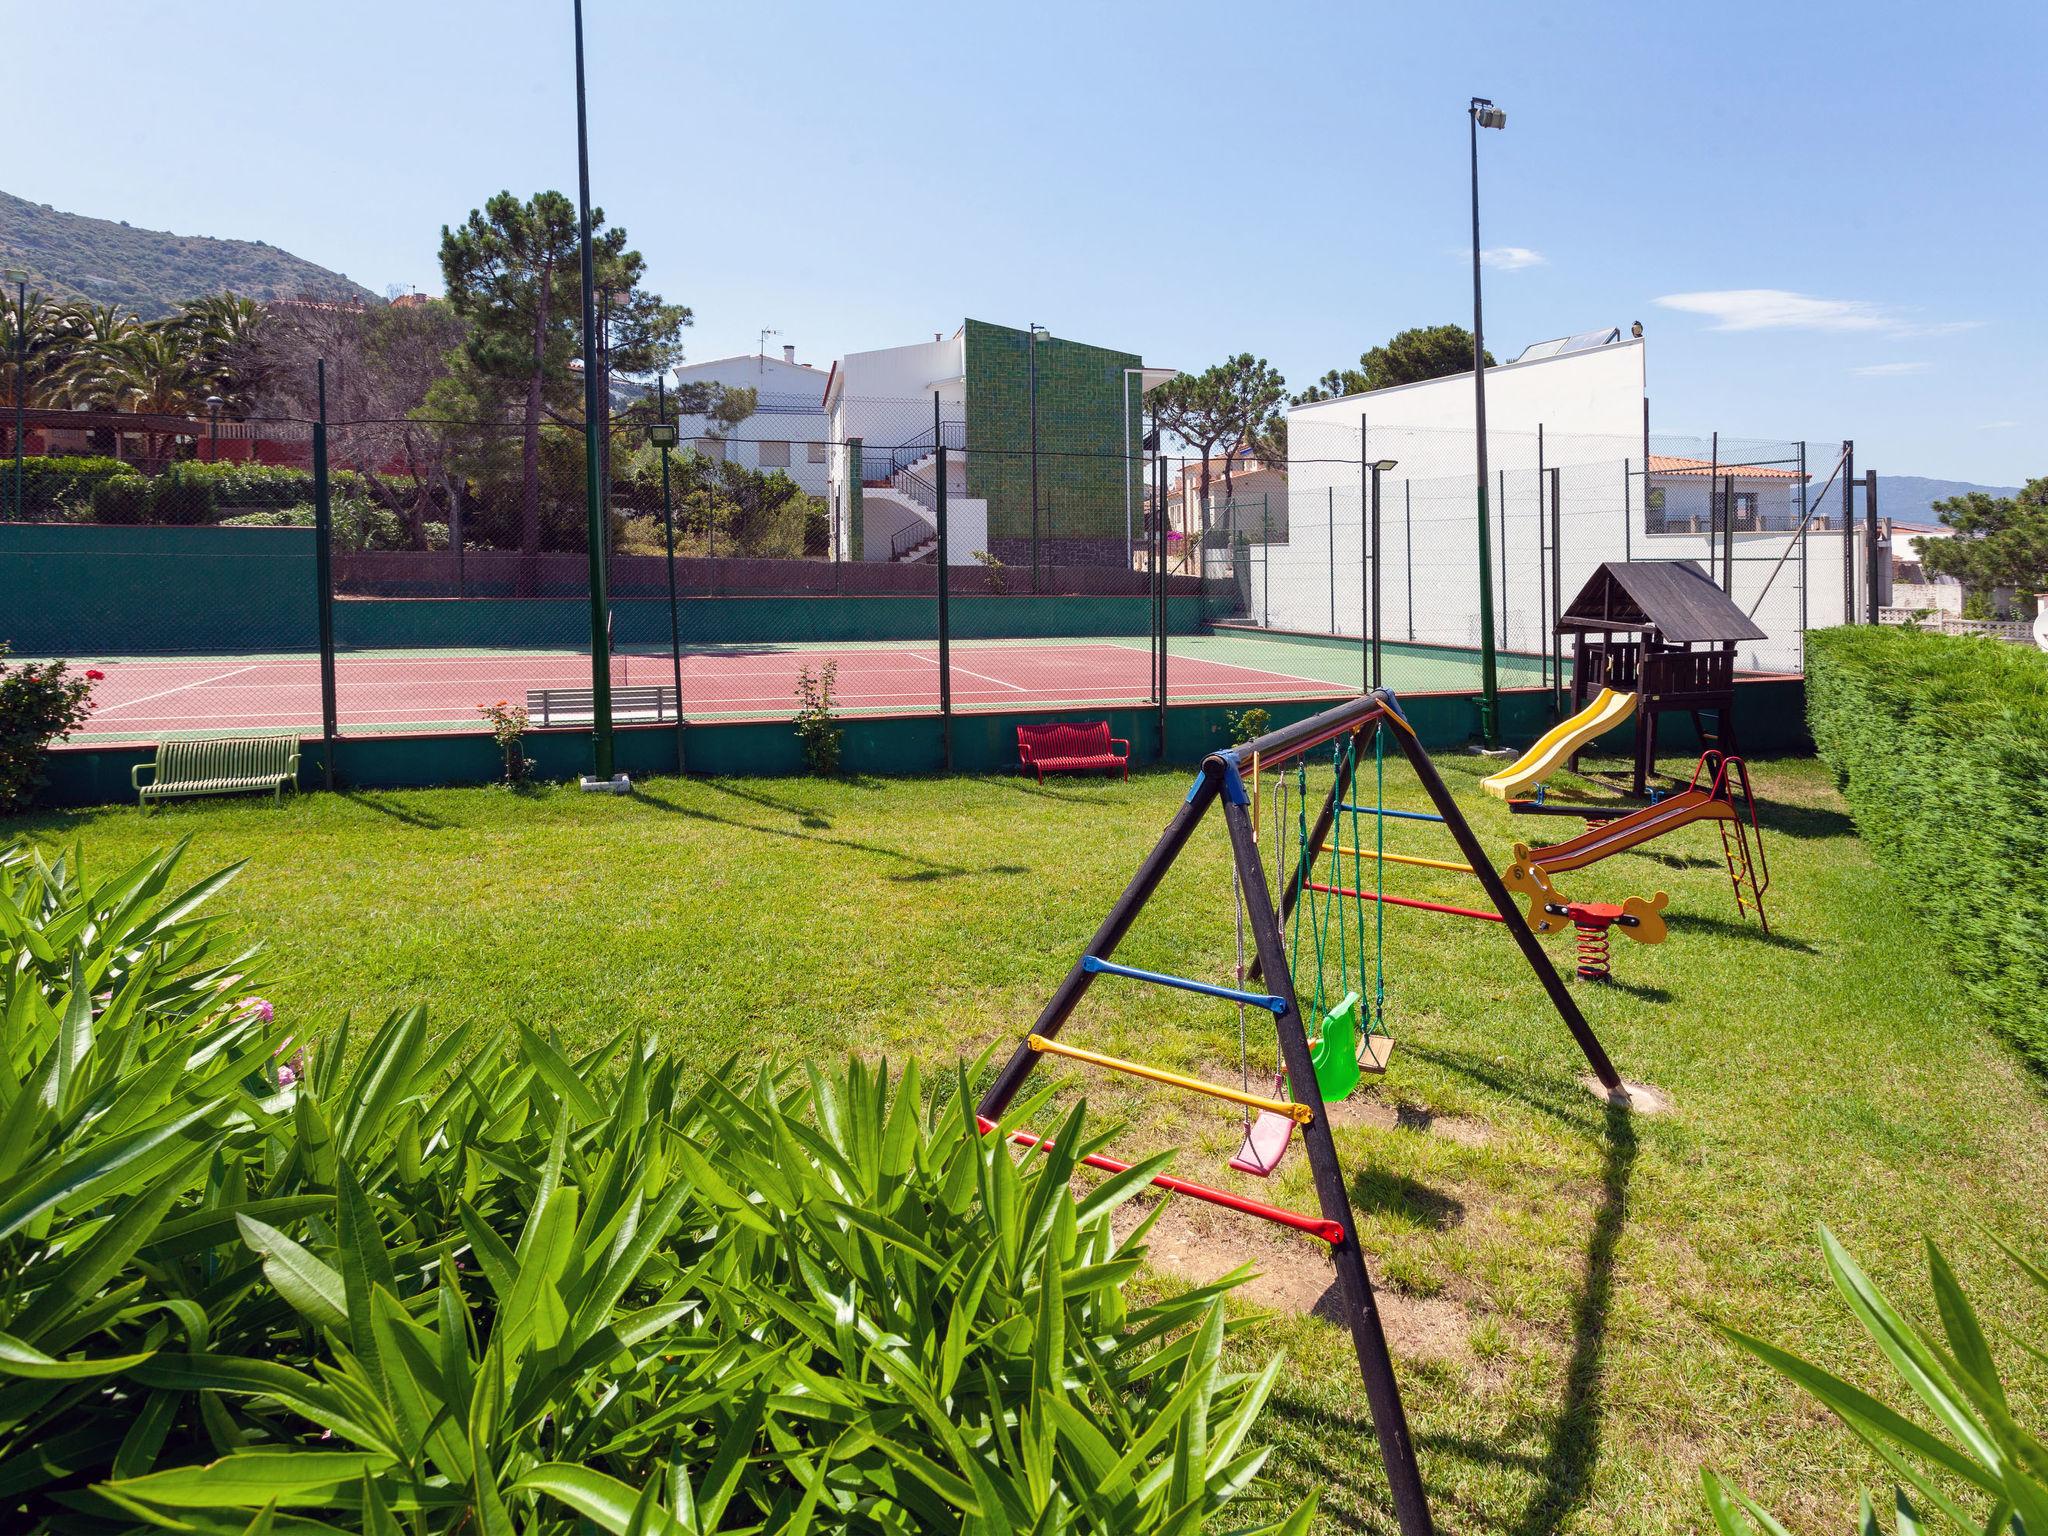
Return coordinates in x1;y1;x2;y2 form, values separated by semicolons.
670;346;830;496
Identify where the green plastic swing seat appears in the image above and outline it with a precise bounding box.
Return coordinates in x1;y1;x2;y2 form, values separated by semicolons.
1309;992;1393;1102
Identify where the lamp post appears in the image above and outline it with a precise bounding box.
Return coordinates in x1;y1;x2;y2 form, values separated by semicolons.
1368;458;1397;690
1469;96;1507;748
4;269;24;521
1027;322;1048;592
205;395;224;462
648;378;685;775
572;0;618;788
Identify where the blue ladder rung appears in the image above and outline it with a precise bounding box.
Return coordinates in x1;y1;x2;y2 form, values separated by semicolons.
1338;802;1446;824
1080;955;1287;1014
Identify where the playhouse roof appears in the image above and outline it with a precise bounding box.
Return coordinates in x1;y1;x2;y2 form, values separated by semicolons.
1558;560;1768;643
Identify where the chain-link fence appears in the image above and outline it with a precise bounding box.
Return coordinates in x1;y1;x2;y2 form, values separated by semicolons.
0;305;1876;766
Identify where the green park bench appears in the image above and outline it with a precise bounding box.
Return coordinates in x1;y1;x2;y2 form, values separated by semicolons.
132;734;302;811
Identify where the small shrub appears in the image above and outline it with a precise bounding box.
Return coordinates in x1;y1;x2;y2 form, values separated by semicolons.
89;473;153;524
794;660;843;774
478;697;531;783
0;645;99;811
1227;706;1272;744
218;495;407;552
973;548;1009;594
16;454;139;519
1961;588;1997;620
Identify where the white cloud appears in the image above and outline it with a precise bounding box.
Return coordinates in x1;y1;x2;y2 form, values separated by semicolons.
1652;288;1978;339
1479;246;1545;271
1852;361;1929;377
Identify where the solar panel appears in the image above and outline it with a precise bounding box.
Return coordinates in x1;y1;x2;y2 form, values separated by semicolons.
1511;326;1622;363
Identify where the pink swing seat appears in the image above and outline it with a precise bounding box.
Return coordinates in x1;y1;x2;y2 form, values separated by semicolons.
1229;1075;1297;1177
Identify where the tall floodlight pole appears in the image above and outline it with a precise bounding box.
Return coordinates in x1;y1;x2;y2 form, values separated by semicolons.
1469;97;1507;747
574;0;616;785
5;270;24;521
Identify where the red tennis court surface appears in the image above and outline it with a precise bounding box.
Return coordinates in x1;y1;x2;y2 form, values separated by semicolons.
70;638;1357;741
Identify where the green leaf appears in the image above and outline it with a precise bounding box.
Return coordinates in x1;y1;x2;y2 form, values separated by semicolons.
237;1216;347;1329
515;1464;691;1536
0;1101;223;1240
0;1329;155;1380
100;1450;395;1509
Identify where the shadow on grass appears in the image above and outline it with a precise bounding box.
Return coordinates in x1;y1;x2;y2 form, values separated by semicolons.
993;776;1134;805
1347;1163;1465;1231
626;786;1025;883
1756;798;1855;840
339;791;449;831
1580;975;1673;1005
1667;910;1816;953
1505;1099;1636;1536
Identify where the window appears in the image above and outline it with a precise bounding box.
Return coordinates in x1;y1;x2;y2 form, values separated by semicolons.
807;440;828;464
696;438;726;462
1712;489;1759;529
758;440;791;468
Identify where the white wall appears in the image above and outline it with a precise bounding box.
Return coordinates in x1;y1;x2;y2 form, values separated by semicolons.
825;333;968;561
672;354;830;495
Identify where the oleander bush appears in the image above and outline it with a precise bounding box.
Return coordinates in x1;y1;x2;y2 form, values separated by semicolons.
15;455;141;520
1805;626;2048;1070
1702;1227;2048;1535
0;837;1308;1534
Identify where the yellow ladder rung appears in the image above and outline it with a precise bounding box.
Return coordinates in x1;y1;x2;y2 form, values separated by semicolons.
1026;1034;1314;1125
1319;843;1473;874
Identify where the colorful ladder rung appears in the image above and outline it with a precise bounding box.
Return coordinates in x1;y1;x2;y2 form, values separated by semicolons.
1337;801;1446;824
980;1116;1343;1245
1318;844;1474;874
1080;954;1287;1014
1027;1034;1315;1124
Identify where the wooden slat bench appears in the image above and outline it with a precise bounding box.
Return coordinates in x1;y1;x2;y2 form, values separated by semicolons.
526;685;679;727
1016;720;1130;782
132;735;301;811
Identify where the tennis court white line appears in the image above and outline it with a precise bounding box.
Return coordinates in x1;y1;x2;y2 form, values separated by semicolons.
900;650;1029;691
93;665;268;715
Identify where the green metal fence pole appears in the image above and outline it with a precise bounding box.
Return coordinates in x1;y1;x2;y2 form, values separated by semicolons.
1549;466;1563;721
311;361;339;792
935;391;953;771
572;0;614;783
1327;486;1336;633
1404;480;1414;640
1262;494;1271;626
657;376;685;775
1155;453;1168;758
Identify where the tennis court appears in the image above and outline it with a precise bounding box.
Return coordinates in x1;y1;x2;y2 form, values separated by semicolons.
64;630;1553;741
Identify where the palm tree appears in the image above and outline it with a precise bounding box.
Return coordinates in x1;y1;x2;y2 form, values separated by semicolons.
57;327;206;471
0;289;80;409
174;293;267;412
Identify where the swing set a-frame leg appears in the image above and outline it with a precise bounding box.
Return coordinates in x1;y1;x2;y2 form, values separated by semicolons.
1223;793;1436;1536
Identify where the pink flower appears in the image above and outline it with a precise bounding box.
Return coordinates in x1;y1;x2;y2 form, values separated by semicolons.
238;996;275;1024
85;668;106;681
277;1065;296;1089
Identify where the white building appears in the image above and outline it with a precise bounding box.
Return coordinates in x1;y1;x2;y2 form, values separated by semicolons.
1257;329;1858;672
820;332;981;565
671;346;830;496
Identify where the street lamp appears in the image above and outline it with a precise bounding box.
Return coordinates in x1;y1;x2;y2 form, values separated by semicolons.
1027;322;1049;592
4;269;25;522
1469;96;1507;748
648;376;685;775
1367;458;1398;690
205;395;224;461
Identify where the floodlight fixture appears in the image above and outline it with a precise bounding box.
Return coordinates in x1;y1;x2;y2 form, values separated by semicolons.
1473;99;1506;129
647;420;680;449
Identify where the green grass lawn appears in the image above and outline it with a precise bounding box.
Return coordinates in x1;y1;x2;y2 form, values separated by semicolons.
14;753;2048;1534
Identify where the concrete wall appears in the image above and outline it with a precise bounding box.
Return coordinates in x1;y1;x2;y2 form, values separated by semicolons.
671;353;830;495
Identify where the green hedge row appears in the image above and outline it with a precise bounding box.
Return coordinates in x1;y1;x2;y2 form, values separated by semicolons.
1806;626;2048;1069
11;454;140;517
88;460;376;525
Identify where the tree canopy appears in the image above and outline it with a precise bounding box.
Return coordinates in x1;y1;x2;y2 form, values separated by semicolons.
1915;478;2048;603
1152;354;1287;514
1291;324;1495;404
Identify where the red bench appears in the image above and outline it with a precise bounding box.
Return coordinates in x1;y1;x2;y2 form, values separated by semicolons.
1016;720;1130;782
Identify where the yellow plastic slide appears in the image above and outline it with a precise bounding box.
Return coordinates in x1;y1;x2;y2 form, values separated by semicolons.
1480;687;1636;799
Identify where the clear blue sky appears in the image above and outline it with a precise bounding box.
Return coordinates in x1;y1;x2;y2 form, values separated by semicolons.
11;0;2041;482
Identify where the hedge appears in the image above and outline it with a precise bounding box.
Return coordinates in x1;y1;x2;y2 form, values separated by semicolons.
14;454;139;518
1806;626;2048;1069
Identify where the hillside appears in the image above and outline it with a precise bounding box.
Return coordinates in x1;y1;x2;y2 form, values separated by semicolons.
1880;473;2024;526
0;190;377;318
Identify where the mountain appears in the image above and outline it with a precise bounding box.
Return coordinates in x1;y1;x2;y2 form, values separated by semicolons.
0;190;378;319
1879;475;2024;527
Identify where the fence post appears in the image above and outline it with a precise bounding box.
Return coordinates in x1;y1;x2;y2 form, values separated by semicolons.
1326;486;1337;633
1622;458;1632;562
1708;430;1720;589
1262;495;1271;627
1840;439;1854;623
1155;453;1168;758
1497;468;1508;649
1797;441;1809;640
311;361;339;792
1404;480;1414;640
1536;424;1546;687
847;437;864;564
1549;466;1563;721
935;393;953;770
1721;474;1736;596
1864;469;1881;623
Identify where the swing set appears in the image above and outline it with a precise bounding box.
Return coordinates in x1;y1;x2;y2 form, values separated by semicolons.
974;690;1631;1536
